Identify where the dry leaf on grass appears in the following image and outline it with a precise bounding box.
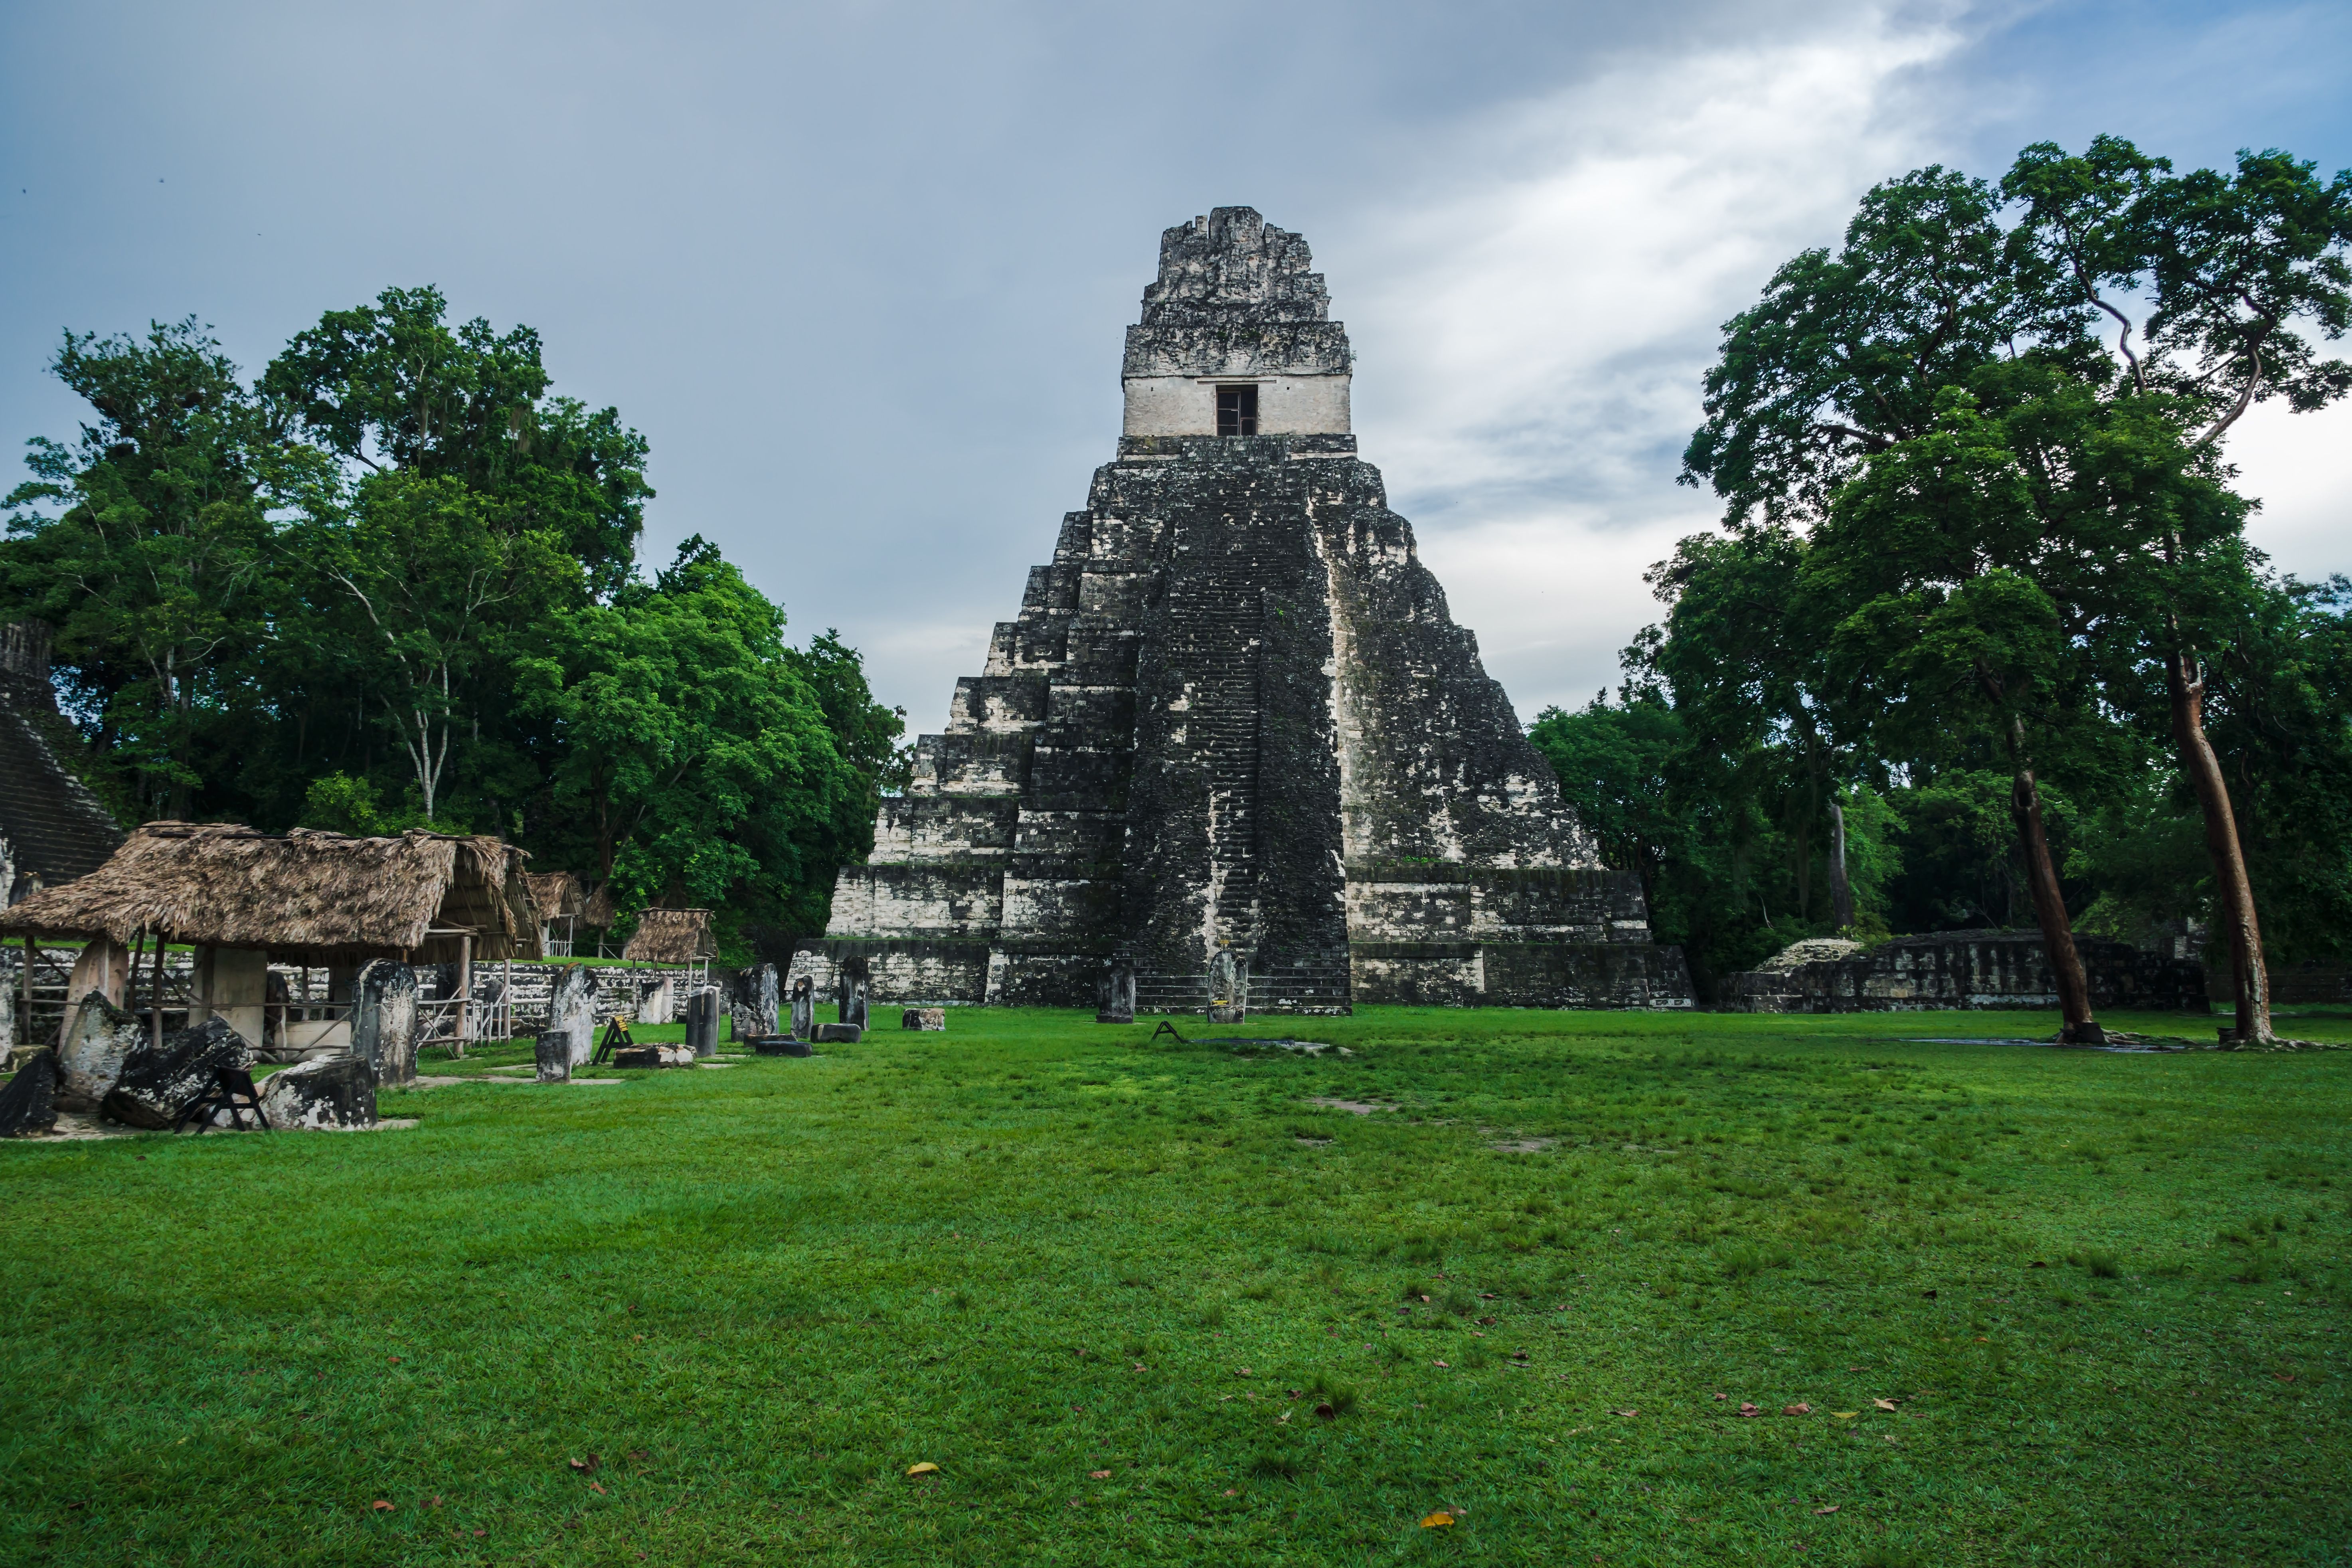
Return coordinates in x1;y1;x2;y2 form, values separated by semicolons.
589;1482;607;1495
1832;1411;1859;1419
1421;1511;1456;1528
905;1462;940;1477
1434;1360;1450;1369
1814;1504;1839;1515
1089;1470;1112;1480
1612;1408;1639;1418
1873;1398;1899;1412
1784;1404;1812;1416
568;1455;601;1474
371;1501;393;1512
1737;1403;1762;1417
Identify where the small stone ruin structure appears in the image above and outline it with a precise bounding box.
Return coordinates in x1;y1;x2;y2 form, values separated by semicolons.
798;208;1692;1015
1721;931;2209;1014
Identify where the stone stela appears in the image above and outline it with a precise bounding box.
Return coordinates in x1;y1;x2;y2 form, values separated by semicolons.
797;208;1694;1015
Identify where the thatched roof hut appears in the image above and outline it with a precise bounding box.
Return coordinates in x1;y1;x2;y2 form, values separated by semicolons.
525;871;589;921
0;822;540;963
621;908;715;963
581;880;618;930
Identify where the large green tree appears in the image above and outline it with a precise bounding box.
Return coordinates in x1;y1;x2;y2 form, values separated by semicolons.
1678;141;2352;1042
2;320;274;819
512;538;889;945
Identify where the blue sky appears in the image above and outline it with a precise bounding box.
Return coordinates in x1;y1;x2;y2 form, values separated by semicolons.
4;0;2348;726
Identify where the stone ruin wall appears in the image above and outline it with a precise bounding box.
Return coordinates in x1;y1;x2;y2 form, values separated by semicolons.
1721;932;2209;1014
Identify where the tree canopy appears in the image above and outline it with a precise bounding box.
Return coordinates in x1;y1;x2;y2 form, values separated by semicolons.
1537;137;2352;1024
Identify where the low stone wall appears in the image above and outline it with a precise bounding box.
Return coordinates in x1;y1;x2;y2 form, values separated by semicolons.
413;961;713;1034
1722;931;2208;1014
1351;941;1695;1009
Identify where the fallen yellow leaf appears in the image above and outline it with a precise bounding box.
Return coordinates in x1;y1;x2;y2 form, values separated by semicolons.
1832;1411;1859;1419
1814;1504;1839;1515
905;1462;940;1477
1873;1398;1899;1412
1421;1511;1456;1528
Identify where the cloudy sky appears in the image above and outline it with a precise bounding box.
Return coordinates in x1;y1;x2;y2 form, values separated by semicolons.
4;0;2348;729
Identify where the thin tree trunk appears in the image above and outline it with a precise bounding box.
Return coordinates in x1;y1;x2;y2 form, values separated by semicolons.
2007;754;2101;1042
1828;801;1855;931
2165;650;2273;1044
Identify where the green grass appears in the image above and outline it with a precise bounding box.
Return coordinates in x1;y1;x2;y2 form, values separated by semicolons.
4;1005;2349;1565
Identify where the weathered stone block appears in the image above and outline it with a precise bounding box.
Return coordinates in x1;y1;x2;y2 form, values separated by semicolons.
901;1007;946;1031
257;1056;376;1130
812;1023;862;1044
55;991;143;1113
788;975;815;1041
0;1049;59;1137
103;1016;253;1129
535;1031;572;1082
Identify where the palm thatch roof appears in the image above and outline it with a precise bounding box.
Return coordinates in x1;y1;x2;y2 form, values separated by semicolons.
581;881;618;929
525;871;589;920
0;822;541;963
621;907;715;963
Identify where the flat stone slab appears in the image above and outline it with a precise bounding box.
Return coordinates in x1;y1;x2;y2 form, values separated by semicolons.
1306;1097;1393;1115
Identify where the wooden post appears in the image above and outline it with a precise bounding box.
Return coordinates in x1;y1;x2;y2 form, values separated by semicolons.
503;957;513;1043
453;931;472;1060
19;935;31;1050
148;932;166;1049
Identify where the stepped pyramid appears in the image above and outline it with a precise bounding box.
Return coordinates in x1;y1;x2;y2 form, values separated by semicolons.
795;208;1692;1014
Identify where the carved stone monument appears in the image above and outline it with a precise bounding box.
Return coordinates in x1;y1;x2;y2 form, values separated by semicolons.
534;1030;572;1083
788;975;815;1041
350;960;420;1086
837;956;870;1031
547;964;599;1068
684;988;720;1059
731;964;779;1040
1096;961;1136;1024
802;208;1692;1013
1207;949;1246;1025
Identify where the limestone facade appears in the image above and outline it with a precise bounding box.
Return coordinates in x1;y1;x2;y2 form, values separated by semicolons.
803;209;1692;1013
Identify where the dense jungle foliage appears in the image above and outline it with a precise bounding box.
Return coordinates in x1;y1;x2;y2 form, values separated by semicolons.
1532;136;2352;1003
1;288;904;958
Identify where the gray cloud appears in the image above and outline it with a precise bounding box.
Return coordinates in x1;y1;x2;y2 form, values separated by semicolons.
3;0;2345;730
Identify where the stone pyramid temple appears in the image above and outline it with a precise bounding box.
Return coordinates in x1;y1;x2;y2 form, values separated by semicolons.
795;208;1692;1014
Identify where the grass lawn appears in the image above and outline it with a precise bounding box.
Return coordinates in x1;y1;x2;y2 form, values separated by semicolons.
4;1004;2348;1566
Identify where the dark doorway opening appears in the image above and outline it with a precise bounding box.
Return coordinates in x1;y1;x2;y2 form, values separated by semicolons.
1215;384;1259;437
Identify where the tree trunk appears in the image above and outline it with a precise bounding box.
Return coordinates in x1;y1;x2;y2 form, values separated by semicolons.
2165;651;2273;1044
2007;750;2101;1043
1828;801;1855;931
